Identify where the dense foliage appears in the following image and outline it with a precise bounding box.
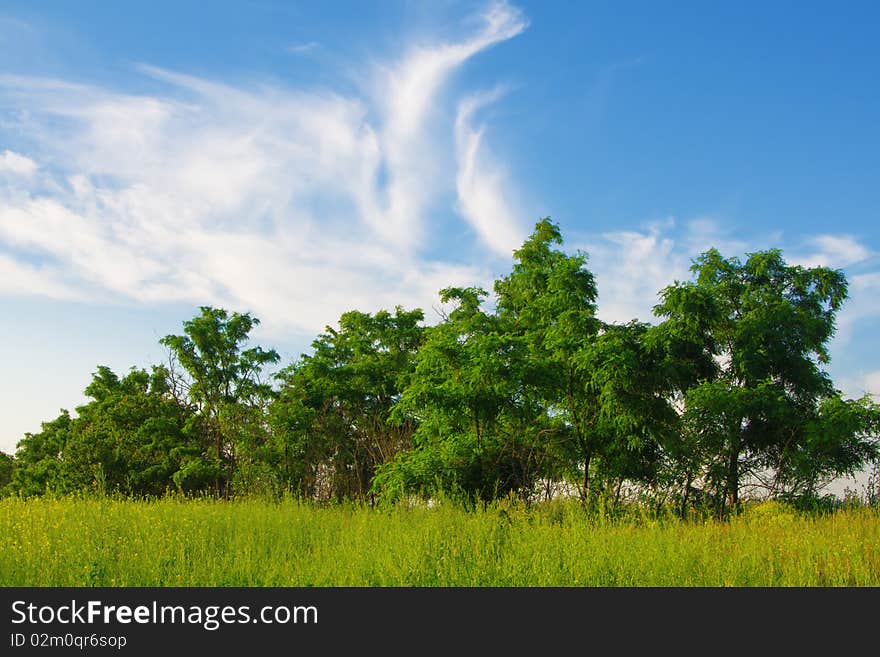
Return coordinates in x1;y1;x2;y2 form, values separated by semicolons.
2;220;878;514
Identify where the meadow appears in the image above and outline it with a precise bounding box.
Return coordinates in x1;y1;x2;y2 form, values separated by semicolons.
1;497;878;587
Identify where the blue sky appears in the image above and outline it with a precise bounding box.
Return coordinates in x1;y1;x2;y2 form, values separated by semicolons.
1;0;879;488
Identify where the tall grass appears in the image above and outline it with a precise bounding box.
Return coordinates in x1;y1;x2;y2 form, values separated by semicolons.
0;496;877;586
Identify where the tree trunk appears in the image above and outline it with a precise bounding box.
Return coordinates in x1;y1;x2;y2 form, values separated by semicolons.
215;427;222;499
875;460;879;506
225;441;235;500
581;451;591;502
681;473;693;516
727;438;740;513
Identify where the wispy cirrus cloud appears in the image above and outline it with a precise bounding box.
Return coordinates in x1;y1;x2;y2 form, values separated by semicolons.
455;86;526;256
790;234;872;269
286;41;319;55
576;219;688;324
0;150;38;177
367;0;527;246
0;252;83;300
836;369;880;400
0;1;528;336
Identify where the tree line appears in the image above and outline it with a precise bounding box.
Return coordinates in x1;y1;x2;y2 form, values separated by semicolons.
2;219;878;514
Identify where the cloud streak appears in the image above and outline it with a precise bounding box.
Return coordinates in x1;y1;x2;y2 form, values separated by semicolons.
286;41;319;55
455;86;525;256
0;2;529;336
579;219;690;324
790;234;873;269
0;150;38;177
368;1;527;246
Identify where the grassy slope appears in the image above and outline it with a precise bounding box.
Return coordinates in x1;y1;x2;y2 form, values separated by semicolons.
1;497;878;586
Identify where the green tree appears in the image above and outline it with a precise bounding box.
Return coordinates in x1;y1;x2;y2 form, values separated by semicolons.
160;306;280;497
11;411;73;496
271;307;424;500
576;321;681;502
655;248;880;512
374;287;554;503
0;451;15;495
494;218;603;500
61;365;199;496
10;366;200;497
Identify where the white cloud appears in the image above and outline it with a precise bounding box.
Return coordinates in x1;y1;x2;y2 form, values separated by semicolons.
866;371;880;397
835;369;880;401
578;219;693;324
0;150;38;177
0;2;527;337
368;0;528;246
455;86;525;256
287;41;319;55
0;253;83;300
791;234;872;268
834;271;880;346
683;216;754;257
583;216;759;325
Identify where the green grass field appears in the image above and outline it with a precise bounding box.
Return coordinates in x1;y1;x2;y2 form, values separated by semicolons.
1;497;877;586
